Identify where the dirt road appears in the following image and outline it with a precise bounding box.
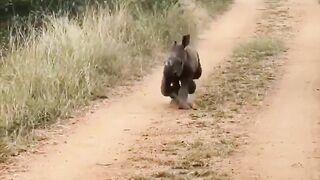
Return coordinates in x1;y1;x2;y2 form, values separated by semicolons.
235;0;320;179
2;0;262;179
4;0;320;179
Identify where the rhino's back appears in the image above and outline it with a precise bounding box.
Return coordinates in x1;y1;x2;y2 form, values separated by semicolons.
185;46;199;73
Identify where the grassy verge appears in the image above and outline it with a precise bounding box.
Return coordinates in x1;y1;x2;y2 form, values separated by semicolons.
197;0;234;16
195;36;284;119
0;1;233;163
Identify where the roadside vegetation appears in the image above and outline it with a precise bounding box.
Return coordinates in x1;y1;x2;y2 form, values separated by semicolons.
196;37;284;119
0;0;234;163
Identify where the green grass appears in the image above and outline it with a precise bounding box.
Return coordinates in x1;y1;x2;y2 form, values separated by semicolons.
196;36;284;119
197;0;234;16
0;0;234;162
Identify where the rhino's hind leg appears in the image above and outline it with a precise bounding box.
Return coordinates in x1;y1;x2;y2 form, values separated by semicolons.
161;76;183;107
188;80;196;94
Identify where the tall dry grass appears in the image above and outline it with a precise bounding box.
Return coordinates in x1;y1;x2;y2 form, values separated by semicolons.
0;0;233;161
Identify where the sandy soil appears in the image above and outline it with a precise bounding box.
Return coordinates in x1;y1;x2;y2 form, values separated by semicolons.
234;0;320;179
3;0;320;179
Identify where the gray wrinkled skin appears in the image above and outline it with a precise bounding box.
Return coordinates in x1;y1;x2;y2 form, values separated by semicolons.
161;34;202;110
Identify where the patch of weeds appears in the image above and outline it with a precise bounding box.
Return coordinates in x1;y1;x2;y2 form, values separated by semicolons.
189;170;218;178
130;176;149;180
0;139;9;163
196;36;284;119
235;37;283;59
197;0;234;17
131;171;181;180
168;140;189;147
215;138;236;157
186;138;235;162
152;171;175;178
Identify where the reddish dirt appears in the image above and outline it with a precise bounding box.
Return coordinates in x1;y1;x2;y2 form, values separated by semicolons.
4;0;320;180
234;0;320;179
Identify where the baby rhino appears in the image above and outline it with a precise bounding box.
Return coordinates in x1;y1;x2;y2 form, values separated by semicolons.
161;34;202;109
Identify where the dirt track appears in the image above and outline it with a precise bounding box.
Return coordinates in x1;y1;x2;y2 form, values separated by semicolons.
235;0;320;179
2;0;320;179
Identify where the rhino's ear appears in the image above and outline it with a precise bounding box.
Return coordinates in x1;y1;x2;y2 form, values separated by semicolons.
173;41;177;47
182;34;190;48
